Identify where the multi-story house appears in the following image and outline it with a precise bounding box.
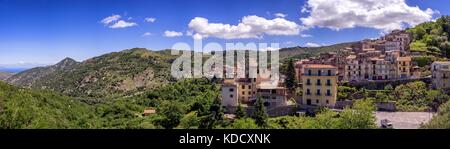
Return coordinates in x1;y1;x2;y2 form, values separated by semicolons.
256;82;287;107
431;61;450;89
344;55;362;82
221;79;239;107
396;57;411;79
236;78;258;103
382;30;412;51
302;64;338;107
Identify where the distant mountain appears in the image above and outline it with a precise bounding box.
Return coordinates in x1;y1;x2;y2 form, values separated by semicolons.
279;42;355;60
0;72;14;81
7;48;176;98
7;57;79;87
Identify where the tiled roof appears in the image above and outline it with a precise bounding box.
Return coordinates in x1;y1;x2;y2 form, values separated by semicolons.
304;64;336;69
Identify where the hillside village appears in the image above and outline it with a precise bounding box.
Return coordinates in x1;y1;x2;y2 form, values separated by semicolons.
220;29;450;121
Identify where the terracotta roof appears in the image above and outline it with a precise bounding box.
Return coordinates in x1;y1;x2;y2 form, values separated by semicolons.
396;57;411;61
222;79;237;86
304;64;336;69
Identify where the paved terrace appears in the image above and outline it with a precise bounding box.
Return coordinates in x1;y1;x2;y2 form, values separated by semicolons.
375;112;435;129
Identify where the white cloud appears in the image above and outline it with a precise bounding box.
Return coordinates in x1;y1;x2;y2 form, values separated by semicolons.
188;15;302;39
300;34;312;38
305;42;323;47
145;17;156;23
164;31;183;37
142;32;152;37
109;20;138;28
300;0;437;32
274;13;287;18
101;14;121;25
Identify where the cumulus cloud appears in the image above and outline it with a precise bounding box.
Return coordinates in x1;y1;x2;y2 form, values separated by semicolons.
101;14;121;25
300;0;437;32
109;20;138;28
305;42;323;47
145;17;156;23
274;13;287;18
164;31;183;37
188;15;302;39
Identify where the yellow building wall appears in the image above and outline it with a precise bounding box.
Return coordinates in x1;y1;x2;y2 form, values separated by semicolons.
302;74;337;107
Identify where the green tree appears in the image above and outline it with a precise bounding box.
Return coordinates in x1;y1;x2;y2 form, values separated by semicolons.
423;100;450;129
234;104;246;119
338;100;377;129
252;96;268;128
228;118;259;129
285;58;297;89
199;96;223;129
440;42;450;58
156;101;184;129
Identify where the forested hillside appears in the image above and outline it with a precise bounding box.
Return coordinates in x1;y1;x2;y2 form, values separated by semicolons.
408;16;450;57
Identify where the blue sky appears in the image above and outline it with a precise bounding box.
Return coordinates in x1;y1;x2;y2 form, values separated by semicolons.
0;0;448;69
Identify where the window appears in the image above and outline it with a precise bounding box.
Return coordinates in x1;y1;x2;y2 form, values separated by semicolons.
241;85;245;89
306;89;311;95
318;70;322;76
248;85;252;89
308;70;312;75
316;100;319;103
326;80;331;86
306;79;311;85
230;94;233;98
326;90;331;96
326;100;329;104
316;89;321;95
317;79;321;86
229;88;234;92
248;91;251;95
242;92;245;95
328;70;332;76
